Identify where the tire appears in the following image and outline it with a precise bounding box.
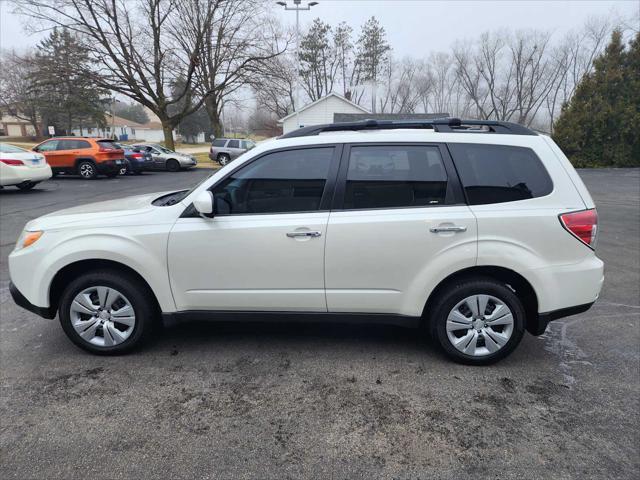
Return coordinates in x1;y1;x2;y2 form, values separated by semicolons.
429;277;526;365
17;181;38;190
58;269;156;355
166;159;180;172
77;160;97;179
217;154;230;166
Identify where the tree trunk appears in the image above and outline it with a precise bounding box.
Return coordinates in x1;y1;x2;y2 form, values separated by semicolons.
161;120;175;150
204;96;224;137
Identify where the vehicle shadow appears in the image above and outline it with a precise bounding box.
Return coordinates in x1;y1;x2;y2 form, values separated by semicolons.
153;320;435;354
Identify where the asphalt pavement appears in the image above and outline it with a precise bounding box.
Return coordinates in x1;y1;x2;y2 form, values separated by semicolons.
0;168;638;479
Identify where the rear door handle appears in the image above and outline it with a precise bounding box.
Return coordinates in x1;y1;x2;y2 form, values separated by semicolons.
429;226;467;233
286;231;322;238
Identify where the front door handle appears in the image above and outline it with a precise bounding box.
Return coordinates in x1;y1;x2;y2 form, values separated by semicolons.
286;231;322;238
429;226;467;233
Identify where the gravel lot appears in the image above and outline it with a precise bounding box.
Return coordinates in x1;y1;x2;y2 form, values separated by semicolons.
1;168;638;479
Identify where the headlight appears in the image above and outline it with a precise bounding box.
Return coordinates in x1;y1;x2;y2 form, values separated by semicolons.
15;230;43;251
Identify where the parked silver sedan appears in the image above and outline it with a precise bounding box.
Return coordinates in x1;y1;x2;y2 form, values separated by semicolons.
130;143;197;172
209;138;256;166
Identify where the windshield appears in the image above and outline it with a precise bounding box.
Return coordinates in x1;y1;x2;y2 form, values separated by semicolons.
0;143;27;153
152;173;214;206
152;144;172;153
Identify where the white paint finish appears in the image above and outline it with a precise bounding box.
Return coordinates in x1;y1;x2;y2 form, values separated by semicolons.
7;128;604;327
325;206;478;316
167;213;329;311
281;93;369;134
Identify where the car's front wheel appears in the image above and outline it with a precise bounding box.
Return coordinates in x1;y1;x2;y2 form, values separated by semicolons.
430;278;526;365
166;159;180;172
58;270;156;354
16;181;38;190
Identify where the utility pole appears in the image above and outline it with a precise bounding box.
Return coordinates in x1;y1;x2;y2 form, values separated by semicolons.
276;1;318;130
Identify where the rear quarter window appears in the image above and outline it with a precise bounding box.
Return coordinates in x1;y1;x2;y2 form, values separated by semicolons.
448;143;553;205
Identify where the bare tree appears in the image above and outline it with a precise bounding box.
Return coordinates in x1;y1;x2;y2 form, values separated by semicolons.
12;0;220;149
378;57;421;113
193;2;289;136
0;50;41;134
251;52;297;119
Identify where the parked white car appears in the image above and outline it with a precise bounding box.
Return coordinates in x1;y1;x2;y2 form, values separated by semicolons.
0;143;52;190
8;118;603;364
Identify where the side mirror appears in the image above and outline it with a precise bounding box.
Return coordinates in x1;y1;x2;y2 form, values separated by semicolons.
193;190;215;218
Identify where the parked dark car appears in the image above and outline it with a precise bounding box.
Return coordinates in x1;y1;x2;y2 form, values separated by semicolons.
118;145;153;175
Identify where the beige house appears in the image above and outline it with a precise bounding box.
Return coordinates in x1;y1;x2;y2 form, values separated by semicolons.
0;112;37;137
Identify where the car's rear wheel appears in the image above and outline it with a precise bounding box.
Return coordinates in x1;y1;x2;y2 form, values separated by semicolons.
166;159;180;172
217;153;230;166
58;270;155;355
77;161;97;179
429;278;525;365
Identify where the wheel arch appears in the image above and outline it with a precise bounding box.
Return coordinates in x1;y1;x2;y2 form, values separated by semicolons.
74;156;97;167
422;265;539;335
49;259;162;318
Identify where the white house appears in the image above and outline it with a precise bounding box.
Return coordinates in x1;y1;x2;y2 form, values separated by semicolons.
70;115;172;142
279;93;370;134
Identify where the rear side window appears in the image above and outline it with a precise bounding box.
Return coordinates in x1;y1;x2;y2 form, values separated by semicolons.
97;140;119;150
212;139;227;147
228;140;240;149
449;143;553;205
211;147;333;214
70;140;91;149
343;145;448;210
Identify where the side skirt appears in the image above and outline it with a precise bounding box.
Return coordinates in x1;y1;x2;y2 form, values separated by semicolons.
162;310;422;329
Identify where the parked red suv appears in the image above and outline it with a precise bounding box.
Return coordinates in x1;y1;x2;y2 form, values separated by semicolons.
32;137;126;179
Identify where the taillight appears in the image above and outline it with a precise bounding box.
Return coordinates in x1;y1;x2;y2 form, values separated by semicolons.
559;209;598;249
0;159;24;165
131;153;143;158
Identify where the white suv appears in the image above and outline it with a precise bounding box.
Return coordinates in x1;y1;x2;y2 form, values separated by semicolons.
8;119;603;364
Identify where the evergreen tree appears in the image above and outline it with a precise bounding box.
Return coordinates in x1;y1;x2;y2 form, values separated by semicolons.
113;102;150;125
553;31;640;167
356;17;391;113
31;28;108;135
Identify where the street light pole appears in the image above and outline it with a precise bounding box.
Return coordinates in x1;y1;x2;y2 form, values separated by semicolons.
276;1;318;130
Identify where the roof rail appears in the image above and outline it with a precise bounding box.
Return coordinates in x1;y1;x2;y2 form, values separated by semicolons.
279;117;537;138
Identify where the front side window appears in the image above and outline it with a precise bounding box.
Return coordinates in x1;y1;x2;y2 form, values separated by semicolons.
211;147;333;214
343;145;448;210
448;143;553;205
37;140;59;152
212;139;227;147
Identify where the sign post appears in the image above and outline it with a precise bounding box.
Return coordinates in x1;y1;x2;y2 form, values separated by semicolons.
47;126;55;137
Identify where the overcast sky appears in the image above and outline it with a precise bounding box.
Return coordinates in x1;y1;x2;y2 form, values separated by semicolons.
1;0;637;55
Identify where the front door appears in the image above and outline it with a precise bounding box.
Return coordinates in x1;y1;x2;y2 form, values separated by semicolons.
168;145;340;312
324;143;477;316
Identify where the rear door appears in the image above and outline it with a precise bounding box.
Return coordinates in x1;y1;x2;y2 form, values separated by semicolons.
226;139;243;159
324;143;477;316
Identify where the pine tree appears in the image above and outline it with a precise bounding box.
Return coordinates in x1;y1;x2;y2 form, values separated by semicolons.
31;28;108;135
356;17;391;113
553;31;640;167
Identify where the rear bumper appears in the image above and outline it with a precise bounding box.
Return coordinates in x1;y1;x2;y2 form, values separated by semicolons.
96;159;124;173
0;165;52;186
9;282;55;319
528;302;595;336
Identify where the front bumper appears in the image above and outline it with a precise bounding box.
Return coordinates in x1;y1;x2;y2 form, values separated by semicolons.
9;282;55;319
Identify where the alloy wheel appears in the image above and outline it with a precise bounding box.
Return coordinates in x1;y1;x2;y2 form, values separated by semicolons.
79;163;95;178
69;286;136;347
445;294;514;357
